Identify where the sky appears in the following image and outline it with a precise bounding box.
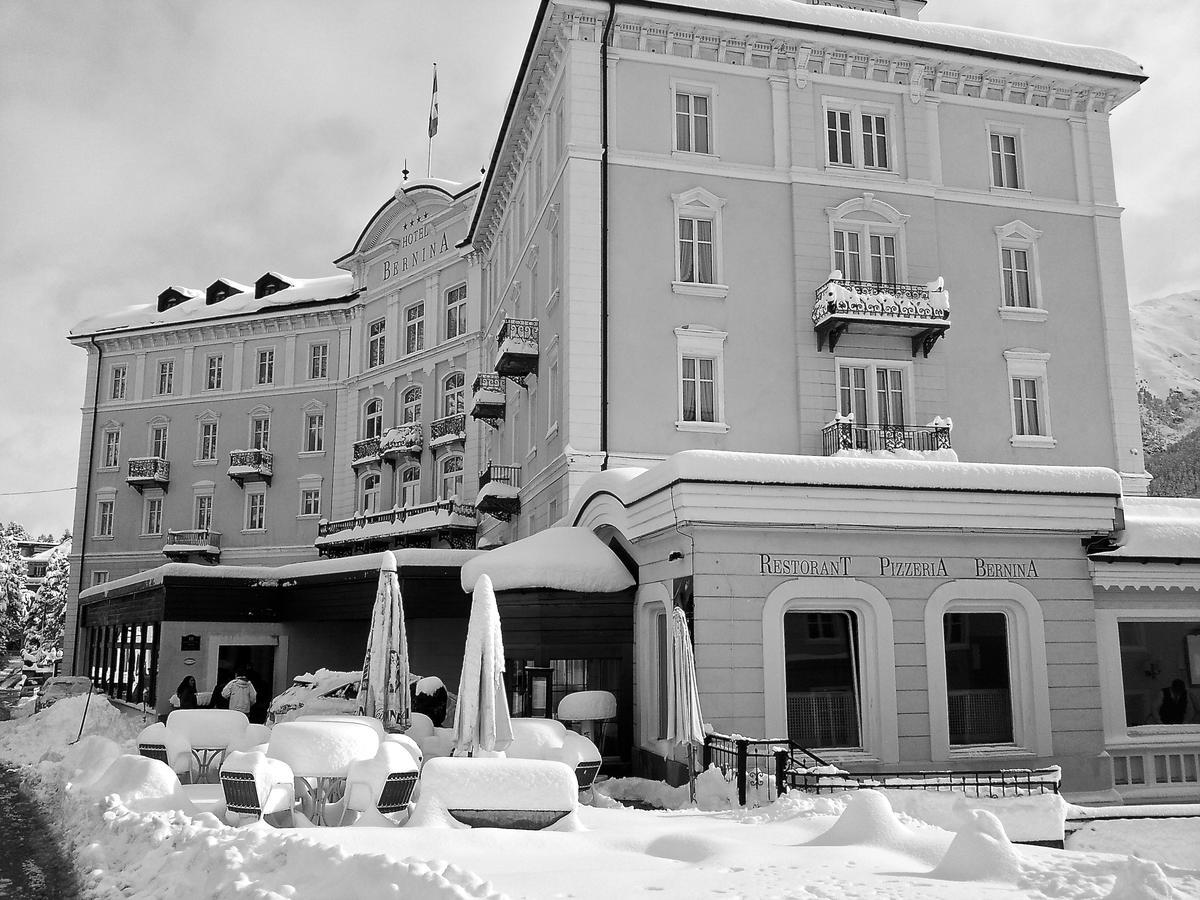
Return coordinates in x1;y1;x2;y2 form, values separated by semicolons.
0;0;1196;538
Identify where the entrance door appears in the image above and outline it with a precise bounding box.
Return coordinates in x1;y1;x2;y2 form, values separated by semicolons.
212;644;275;724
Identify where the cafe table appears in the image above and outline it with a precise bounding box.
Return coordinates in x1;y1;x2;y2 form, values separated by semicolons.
166;709;250;783
266;720;380;825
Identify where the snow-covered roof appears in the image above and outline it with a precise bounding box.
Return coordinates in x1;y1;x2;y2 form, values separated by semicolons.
460;527;636;594
70;272;356;337
648;0;1144;80
79;548;482;601
1093;496;1200;561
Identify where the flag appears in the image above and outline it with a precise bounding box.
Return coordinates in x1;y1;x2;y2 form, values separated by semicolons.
428;66;438;139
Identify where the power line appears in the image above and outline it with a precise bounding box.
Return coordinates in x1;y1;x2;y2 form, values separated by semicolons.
0;487;76;497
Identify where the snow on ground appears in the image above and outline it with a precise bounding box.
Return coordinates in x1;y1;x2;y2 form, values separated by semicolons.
3;696;1200;899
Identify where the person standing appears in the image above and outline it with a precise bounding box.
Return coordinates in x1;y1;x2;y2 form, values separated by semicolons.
221;670;257;716
171;675;199;709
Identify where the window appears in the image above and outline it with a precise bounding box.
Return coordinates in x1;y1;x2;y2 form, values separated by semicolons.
156;360;174;395
825;101;893;171
827;195;908;285
439;454;464;500
363;399;383;439
405;303;425;355
205;355;224;391
398;465;420;507
95;498;115;538
304;411;324;453
527;382;538;454
194;494;213;531
675;325;728;433
299;487;321;517
1003;349;1053;447
245;490;266;531
198;420;219;461
785;611;862;748
672;188;726;296
554;98;565;163
359;472;381;514
924;582;1052;760
251;414;271;451
309;343;329;380
995;221;1045;320
549;222;562;300
443;372;465;417
989;129;1023;189
102;430;121;469
91;571;110;587
143;495;163;536
150;423;169;459
1115;621;1200;728
368;318;386;368
674;87;712;155
837;360;909;427
110;365;127;401
445;285;467;341
256;348;275;385
546;349;561;437
402;386;422;424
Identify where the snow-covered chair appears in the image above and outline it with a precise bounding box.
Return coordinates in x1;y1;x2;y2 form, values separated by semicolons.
219;750;297;827
166;709;250;782
137;721;192;783
383;732;423;766
506;718;603;791
229;723;272;753
553;730;603;791
341;742;420;825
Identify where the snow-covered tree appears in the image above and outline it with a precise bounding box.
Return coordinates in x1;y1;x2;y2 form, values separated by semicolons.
0;528;24;650
28;542;71;651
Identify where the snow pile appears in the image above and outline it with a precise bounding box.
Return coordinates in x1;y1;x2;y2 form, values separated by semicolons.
0;693;141;765
885;789;1066;844
595;775;696;811
266;720;379;774
460;527;635;593
1103;857;1186;900
1068;816;1200;870
61;734;125;790
409;757;581;829
81;754;198;815
557;690;617;722
929;809;1021;884
416;676;445;696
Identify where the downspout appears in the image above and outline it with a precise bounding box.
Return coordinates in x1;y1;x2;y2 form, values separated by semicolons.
599;2;615;470
72;336;102;674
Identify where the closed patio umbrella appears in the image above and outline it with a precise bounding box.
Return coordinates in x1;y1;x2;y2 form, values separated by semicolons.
667;606;705;798
358;551;411;730
452;574;513;755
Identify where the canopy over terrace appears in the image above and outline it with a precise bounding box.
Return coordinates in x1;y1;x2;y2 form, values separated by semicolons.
75;549;481;717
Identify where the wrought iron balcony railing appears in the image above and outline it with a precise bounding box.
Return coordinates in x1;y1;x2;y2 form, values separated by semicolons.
315;499;477;554
471;373;507;422
495;317;540;377
126;457;170;491
352;436;382;466
228;449;273;485
429;413;467;445
821;421;953;456
380;423;423;460
479;463;522;490
812;277;950;357
162;528;221;559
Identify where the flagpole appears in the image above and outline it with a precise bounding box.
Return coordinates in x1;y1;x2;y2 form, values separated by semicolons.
427;63;438;178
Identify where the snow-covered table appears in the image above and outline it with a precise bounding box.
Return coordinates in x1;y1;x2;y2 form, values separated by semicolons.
166;709;251;783
266;720;380;825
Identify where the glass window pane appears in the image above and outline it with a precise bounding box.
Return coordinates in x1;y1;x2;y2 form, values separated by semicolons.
784;611;861;748
944;612;1013;745
1118;622;1200;726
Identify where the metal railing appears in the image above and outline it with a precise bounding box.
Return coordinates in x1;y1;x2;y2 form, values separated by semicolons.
229;449;272;473
473;373;505;394
317;499;476;538
822;422;953;455
352;436;382;463
479;463;522;490
163;528;221;549
127;457;170;482
430;413;466;442
497;317;539;348
811;279;950;326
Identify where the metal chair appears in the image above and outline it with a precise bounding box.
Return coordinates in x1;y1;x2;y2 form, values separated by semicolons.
219;751;297;827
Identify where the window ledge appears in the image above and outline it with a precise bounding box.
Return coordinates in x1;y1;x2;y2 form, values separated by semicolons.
139;533;163;540
676;420;730;434
526;447;538;463
671;149;720;162
92;535;115;541
296;514;321;520
241;528;267;535
1114;727;1200;744
946;744;1037;761
671;281;729;299
1010;435;1056;449
545;423;560;442
824;165;900;181
298;450;327;458
990;185;1030;197
546;288;561;312
97;466;118;473
998;306;1048;323
193;459;219;467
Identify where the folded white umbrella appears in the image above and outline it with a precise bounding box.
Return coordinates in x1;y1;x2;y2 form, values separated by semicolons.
452;574;513;755
359;551;411;730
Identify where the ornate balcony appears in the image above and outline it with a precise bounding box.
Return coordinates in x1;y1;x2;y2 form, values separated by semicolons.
476;463;521;521
495;317;539;378
812;277;950;357
228;449;273;485
315;499;477;556
162;528;221;562
126;457;170;492
429;413;466;448
352;436;382;467
822;418;953;456
380;424;423;462
471;373;506;422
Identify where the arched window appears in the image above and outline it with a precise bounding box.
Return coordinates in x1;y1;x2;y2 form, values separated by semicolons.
359;471;381;514
398;465;420;507
402;386;422;424
439;454;464;500
826;193;909;285
443;373;465;417
363;398;383;439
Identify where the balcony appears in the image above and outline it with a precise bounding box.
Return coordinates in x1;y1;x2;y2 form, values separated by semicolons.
126;457;170;492
315;499;477;556
822;418;953;456
471;373;507;422
380;424;423;462
429;413;466;448
227;449;273;485
812;277;950;357
495;317;539;378
352;436;382;467
162;528;221;562
476;463;521;521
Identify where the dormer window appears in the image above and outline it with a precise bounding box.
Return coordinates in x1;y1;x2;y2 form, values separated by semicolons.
254;272;293;299
206;279;248;306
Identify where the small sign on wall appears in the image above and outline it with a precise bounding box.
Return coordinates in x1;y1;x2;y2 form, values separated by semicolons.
180;634;201;652
183;658;196;667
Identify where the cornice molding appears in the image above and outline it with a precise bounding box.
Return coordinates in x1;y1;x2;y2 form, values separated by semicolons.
92;307;355;353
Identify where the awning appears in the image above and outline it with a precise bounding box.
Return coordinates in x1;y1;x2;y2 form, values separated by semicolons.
460;527;635;593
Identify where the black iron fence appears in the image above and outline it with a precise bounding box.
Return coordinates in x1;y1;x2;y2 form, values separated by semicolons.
822;421;952;455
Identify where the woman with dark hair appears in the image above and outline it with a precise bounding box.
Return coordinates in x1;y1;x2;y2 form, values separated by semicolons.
172;675;199;710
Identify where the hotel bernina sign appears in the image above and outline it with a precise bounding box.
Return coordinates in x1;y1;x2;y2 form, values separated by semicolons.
376;220;452;284
758;554;1040;579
